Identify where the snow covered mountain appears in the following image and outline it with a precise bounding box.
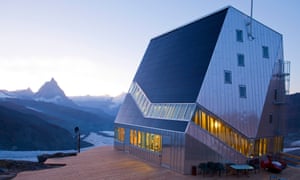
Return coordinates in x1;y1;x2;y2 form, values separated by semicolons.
0;78;75;107
34;78;76;107
0;88;34;99
0;78;116;150
0;90;11;98
0;78;122;114
70;93;125;116
11;88;34;99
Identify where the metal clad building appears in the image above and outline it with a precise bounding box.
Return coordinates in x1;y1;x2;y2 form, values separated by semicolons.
114;6;289;174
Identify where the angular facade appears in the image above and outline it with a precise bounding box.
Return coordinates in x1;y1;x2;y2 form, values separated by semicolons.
114;6;290;174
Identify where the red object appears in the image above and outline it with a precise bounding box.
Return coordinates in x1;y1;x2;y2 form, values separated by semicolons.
260;155;287;173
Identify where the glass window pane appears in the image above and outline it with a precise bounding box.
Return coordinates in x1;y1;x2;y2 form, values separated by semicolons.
236;29;243;42
262;46;269;58
237;54;245;67
239;85;247;98
224;70;232;84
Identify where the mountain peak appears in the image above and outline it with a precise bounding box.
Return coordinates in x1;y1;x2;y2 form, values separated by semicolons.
34;78;76;107
35;78;66;99
50;77;56;83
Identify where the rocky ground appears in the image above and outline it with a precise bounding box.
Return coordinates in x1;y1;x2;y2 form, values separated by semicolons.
0;159;65;180
0;152;76;180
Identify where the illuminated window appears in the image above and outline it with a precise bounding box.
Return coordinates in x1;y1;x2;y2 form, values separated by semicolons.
201;111;207;130
115;127;125;142
193;110;200;125
273;136;283;153
209;116;215;133
130;129;162;152
141;132;146;148
138;131;142;147
153;135;161;152
130;130;138;146
192;109;280;157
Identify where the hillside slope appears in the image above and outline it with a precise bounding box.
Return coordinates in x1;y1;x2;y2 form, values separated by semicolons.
1;99;114;135
0;105;75;150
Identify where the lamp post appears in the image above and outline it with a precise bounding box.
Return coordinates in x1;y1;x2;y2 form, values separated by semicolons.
74;126;80;153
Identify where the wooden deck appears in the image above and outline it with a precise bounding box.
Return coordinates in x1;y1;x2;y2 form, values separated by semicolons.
15;146;300;180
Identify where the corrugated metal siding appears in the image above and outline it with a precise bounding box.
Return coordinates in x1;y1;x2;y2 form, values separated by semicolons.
197;7;283;137
114;124;186;174
186;122;247;164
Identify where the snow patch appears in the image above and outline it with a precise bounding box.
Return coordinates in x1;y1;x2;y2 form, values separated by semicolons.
0;149;77;162
35;96;63;103
26;106;44;113
0;131;114;162
0;91;11;98
291;140;300;147
83;131;114;147
284;147;300;152
100;131;114;137
284;140;300;152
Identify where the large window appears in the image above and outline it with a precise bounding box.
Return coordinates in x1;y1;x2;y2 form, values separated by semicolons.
224;70;232;84
129;82;196;121
115;127;125;142
192;109;284;157
130;129;162;152
236;29;243;42
262;46;269;58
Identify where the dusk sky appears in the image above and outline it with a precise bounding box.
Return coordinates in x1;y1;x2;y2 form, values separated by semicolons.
0;0;299;96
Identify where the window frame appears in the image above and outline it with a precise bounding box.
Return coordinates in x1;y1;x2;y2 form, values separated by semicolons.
274;89;278;101
224;70;232;84
237;53;245;67
236;29;243;42
269;114;273;124
262;46;269;59
239;85;247;98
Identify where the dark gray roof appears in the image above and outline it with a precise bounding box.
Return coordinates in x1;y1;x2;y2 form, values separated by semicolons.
134;8;228;103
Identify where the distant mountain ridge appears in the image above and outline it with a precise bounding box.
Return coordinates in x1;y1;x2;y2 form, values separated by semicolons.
0;103;76;150
0;78;124;109
0;88;34;99
70;93;125;116
0;78;75;107
0;78;123;150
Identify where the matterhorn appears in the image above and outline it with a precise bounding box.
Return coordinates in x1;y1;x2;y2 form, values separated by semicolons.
34;78;76;107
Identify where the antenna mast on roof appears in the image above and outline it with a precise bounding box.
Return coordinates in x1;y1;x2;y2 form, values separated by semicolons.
247;0;255;40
